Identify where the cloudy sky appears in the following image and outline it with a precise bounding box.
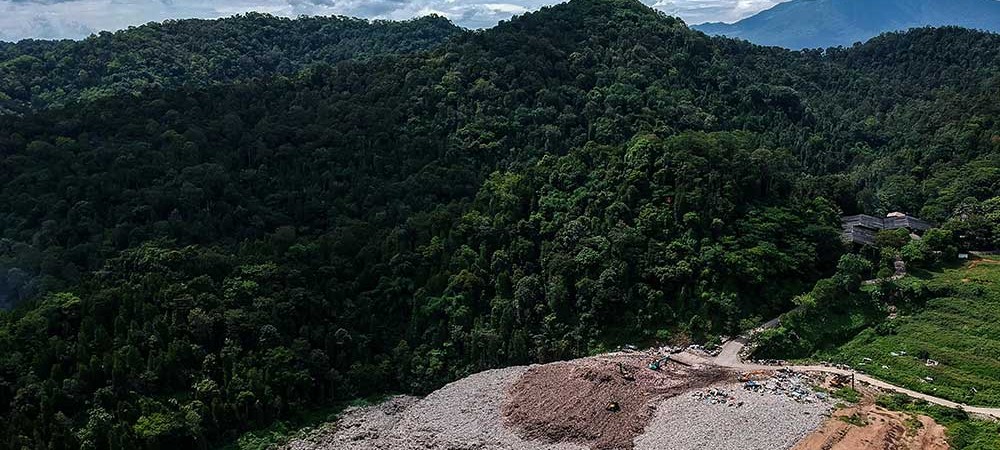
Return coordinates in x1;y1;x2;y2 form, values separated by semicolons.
0;0;784;42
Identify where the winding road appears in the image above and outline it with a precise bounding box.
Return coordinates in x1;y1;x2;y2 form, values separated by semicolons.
672;322;1000;421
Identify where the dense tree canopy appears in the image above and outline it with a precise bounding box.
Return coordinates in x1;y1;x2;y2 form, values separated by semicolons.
0;13;460;113
1;0;999;448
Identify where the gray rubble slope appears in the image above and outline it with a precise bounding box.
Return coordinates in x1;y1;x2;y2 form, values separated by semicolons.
282;357;830;450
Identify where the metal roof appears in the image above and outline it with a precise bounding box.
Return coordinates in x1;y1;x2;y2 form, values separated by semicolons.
841;214;933;245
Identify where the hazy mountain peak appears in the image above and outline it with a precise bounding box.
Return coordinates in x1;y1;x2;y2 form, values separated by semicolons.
694;0;1000;49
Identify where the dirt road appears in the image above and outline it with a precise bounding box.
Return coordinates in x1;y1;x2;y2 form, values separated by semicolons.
676;336;1000;420
784;364;1000;420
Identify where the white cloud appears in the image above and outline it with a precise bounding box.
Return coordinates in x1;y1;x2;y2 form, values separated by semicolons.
653;0;782;24
482;3;530;14
0;0;787;41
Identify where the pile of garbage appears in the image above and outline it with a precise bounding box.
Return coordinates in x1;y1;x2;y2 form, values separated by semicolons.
818;362;854;371
747;359;788;366
686;344;721;357
690;388;744;408
741;369;828;403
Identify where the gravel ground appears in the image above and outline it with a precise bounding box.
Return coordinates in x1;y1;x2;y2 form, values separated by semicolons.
283;356;831;450
634;382;832;450
283;396;420;450
282;366;584;450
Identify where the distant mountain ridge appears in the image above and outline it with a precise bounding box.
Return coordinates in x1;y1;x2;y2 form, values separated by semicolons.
694;0;1000;49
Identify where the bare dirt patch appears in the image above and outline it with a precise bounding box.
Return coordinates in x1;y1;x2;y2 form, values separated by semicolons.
791;403;948;450
501;353;729;450
791;381;948;450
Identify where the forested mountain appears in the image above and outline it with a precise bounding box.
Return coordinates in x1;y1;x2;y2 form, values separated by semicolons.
695;0;1000;49
1;0;999;448
0;14;460;113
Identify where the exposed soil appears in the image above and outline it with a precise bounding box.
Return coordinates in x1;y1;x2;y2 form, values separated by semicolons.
791;380;950;450
501;353;729;450
792;403;948;450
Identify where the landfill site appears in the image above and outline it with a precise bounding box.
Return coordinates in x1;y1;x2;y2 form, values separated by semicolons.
280;345;952;450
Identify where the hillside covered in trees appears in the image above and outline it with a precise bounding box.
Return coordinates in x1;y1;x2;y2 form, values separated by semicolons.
0;0;999;448
0;14;461;113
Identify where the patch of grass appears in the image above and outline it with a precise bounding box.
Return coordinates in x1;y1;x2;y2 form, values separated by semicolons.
820;258;1000;407
831;387;861;403
838;412;868;427
878;394;1000;450
903;414;924;436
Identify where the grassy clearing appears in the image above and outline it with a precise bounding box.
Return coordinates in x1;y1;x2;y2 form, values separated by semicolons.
819;258;1000;406
831;387;861;404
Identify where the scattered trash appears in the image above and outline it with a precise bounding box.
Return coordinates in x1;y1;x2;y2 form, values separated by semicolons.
830;374;852;388
748;359;787;366
618;362;636;381
645;379;831;450
652;345;683;355
740;369;827;403
738;370;772;382
925;359;939;367
606;401;621;412
687;344;722;357
830;374;851;388
881;365;890;370
691;388;743;407
890;352;900;357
